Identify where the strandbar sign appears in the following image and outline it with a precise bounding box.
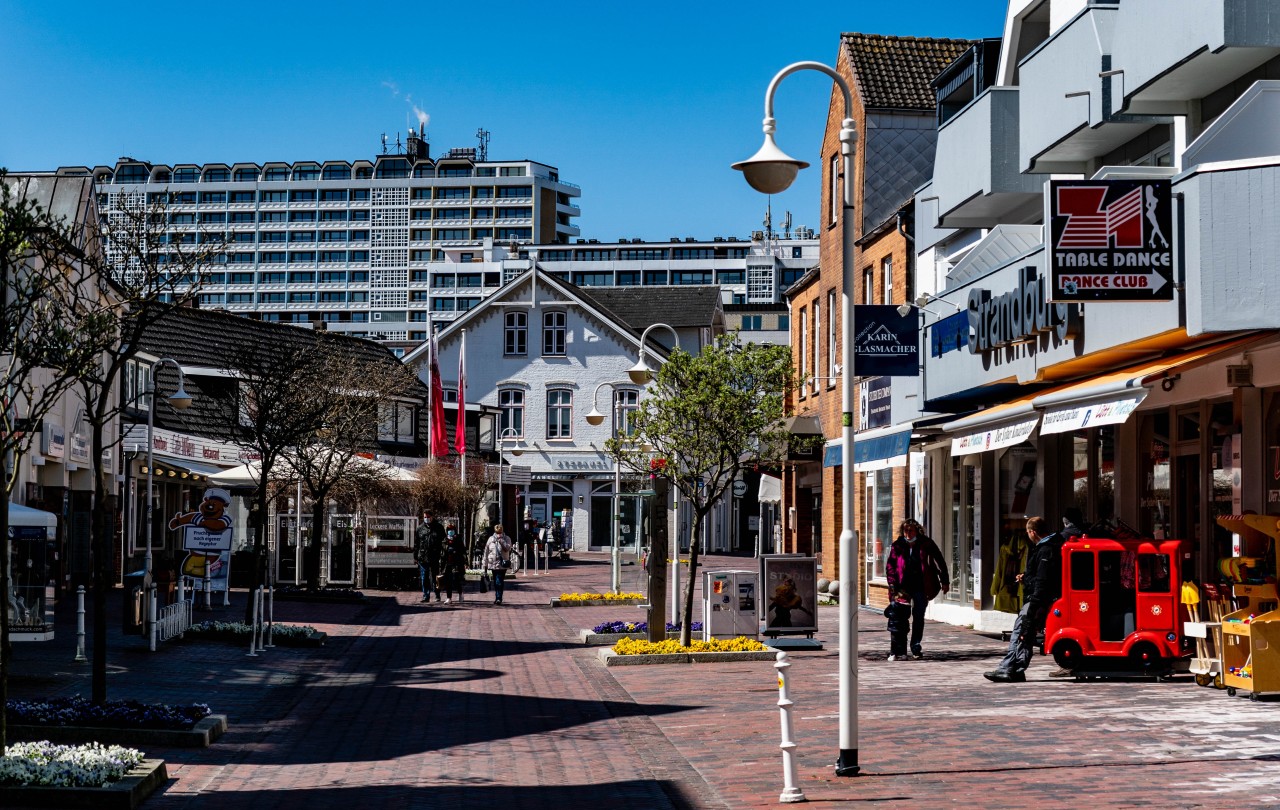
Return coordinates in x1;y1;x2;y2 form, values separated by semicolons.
967;265;1080;355
1048;178;1174;302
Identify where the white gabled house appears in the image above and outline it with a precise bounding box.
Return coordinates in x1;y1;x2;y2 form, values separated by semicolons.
403;267;725;553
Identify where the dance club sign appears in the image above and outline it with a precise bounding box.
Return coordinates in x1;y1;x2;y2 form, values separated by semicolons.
1048;179;1174;302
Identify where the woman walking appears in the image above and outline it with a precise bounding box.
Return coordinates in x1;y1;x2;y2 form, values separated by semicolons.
885;519;949;658
483;524;514;605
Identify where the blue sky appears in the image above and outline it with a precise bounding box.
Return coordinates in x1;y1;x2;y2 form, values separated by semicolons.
0;1;1007;242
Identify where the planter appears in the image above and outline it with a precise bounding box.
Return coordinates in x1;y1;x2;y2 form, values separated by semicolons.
0;758;167;810
597;649;779;666
550;597;646;607
8;714;228;749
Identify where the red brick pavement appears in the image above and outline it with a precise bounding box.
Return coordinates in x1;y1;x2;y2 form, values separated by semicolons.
7;553;1280;809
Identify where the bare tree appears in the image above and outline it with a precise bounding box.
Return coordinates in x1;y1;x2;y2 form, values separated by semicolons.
0;173;118;748
76;188;217;702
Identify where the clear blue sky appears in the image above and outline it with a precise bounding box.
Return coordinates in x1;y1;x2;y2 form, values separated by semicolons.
0;0;1007;242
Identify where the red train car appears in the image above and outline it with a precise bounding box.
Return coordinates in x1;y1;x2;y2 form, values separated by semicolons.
1044;537;1190;674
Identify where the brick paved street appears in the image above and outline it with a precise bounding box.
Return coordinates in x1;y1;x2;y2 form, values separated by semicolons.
7;553;1280;809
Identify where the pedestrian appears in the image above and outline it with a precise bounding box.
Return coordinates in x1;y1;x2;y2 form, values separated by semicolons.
884;590;912;661
414;511;445;603
985;515;1065;682
884;519;950;659
483;523;514;605
441;526;467;603
1047;507;1087;677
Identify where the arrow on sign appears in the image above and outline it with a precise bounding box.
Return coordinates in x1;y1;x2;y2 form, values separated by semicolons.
1058;271;1168;296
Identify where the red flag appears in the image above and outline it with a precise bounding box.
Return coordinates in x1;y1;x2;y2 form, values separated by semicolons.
455;334;467;455
429;333;449;458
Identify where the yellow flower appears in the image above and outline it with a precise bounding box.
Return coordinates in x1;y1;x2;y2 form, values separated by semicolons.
560;592;644;603
612;636;768;655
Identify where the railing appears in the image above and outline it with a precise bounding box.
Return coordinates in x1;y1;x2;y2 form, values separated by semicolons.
152;576;197;646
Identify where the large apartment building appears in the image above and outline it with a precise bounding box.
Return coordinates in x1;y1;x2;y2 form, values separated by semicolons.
56;129;816;356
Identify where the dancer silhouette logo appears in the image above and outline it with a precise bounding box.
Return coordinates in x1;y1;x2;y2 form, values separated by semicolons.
1048;179;1173;302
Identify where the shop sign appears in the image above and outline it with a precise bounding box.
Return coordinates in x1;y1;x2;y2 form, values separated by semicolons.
41;421;65;459
1038;393;1146;435
1048;179;1173;302
69;431;91;465
761;555;818;634
862;376;891;429
551;456;611;471
968;266;1080;354
950;415;1040;456
854;306;919;377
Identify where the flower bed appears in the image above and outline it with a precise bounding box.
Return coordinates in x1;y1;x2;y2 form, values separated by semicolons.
0;743;167;810
591;620;703;634
272;585;365;603
182;620;324;646
0;741;145;787
6;696;209;731
613;636;767;655
579;621;706;646
552;592;645;607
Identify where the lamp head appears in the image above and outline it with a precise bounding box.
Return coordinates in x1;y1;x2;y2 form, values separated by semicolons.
732;133;809;195
168;383;193;411
509;445;523;457
896;303;913;318
627;357;655;386
585;406;605;426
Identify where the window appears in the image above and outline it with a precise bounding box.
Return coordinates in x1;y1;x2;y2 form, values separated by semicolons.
778;314;790;330
674;271;711;285
542;311;566;356
230;212;255;224
497;206;531;219
547;389;573;438
1070;551;1095;591
349;189;370;201
862;266;874;306
260;211;286;223
229;272;254;284
496;186;532;198
505;311;527;355
200;212;225;224
456;273;482;288
289;211;316;222
227;292;254;303
497;227;531;240
717;270;744;284
827;291;837;383
573;273;611;286
320;189;347;202
319;250;347;263
798;307;808;393
261;190;287;203
233;167;260;182
436;208;468;220
259;272;285;283
614;389;639;438
812;299;821;394
260;251;286;264
290;190;316;203
258;292;286;303
203;168;230;182
741;315;763;331
881;256;893;304
828;153;839;227
290;230;315;242
320;271;347;283
431;298;456;312
436;187;468;199
173;167;198;184
289;292;315;303
500;166;526;176
319;230;347;242
644;270;668;285
288;251;316;263
321;165;351;180
260;232;287;243
437;229;467;240
473;187;494;199
674;248;714;260
230;191;255;204
378;402;416;442
320;210;347;222
200;191;226;204
616;271;640;286
499;389;524;437
288;271;315;283
349;250;369;262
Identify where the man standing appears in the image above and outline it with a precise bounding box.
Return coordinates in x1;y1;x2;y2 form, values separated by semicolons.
414;511;445;603
985;515;1064;682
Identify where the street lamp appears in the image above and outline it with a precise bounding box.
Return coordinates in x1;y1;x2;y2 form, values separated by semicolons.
145;357;192;652
497;426;523;528
586;380;634;594
628;323;681;385
735;60;861;777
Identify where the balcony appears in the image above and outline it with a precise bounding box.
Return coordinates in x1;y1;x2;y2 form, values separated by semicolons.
1113;0;1280;116
932;88;1044;228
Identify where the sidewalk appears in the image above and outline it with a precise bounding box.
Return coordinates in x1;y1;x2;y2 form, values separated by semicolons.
7;553;1280;809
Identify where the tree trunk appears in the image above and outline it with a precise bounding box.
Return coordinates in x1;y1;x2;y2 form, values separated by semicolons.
244;489;270;623
90;427;109;704
680;506;705;647
1;501;11;750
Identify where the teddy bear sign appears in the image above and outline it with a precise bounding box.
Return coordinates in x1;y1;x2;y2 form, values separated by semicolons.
168;488;235;579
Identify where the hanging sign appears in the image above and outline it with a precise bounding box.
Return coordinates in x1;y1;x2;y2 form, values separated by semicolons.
1048;179;1174;302
854;306;919;377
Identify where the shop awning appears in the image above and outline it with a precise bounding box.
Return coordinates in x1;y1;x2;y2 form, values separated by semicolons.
1033;336;1265;435
853;424;913;472
758;474;782;504
785;414;823;435
141;457;228;482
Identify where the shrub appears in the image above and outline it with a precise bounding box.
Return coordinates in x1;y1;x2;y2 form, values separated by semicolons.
184;620;317;645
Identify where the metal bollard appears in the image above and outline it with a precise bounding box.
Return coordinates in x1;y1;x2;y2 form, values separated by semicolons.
73;586;87;663
148;584;158;652
775;651;806;803
204;570;212;610
247;587;260;657
264;584;275;648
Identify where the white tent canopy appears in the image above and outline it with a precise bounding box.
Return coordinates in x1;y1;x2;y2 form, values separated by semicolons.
208;456;419;489
7;502;57;538
757;474;782;504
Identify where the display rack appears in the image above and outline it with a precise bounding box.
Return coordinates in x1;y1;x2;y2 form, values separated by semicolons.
1220;583;1280;699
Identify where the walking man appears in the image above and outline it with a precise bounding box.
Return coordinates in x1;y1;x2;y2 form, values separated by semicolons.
985;515;1064;682
414;511;445;603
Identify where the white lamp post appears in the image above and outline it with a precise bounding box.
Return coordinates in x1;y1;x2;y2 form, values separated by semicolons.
586;379;634;594
144;357;192;652
497;426;522;528
734;60;860;777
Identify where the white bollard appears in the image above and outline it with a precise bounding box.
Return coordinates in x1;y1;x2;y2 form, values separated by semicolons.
204;570;212;610
775;651;806;803
148;585;158;652
247;587;260;657
265;584;275;648
73;585;87;663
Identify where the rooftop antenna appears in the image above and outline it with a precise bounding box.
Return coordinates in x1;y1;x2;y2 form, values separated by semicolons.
380;133;388;154
763;201;772;239
476;128;490;161
783;211;792;239
395;132;403;154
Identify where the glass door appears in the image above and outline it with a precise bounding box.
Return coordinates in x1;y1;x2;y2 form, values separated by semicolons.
328;514;356;584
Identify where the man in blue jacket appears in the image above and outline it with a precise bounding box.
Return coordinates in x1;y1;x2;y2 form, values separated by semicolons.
984;515;1064;682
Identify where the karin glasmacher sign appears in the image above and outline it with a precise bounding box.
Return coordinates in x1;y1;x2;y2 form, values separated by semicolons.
1048;179;1173;302
854;306;919;377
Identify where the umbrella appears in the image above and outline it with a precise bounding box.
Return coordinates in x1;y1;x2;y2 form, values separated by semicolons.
207;456;420;488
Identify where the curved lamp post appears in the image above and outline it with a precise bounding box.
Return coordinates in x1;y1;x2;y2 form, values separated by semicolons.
586;380;634;594
734;60;861;777
145;357;192;651
628;323;681;385
497;426;522;528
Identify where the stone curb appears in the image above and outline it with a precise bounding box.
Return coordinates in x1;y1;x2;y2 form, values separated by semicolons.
550;597;645;607
577;630;686;645
0;758;167;810
9;714;228;749
272;592;366;604
597;649;779;666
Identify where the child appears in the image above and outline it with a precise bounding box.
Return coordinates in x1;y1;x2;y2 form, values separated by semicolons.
885;590;912;661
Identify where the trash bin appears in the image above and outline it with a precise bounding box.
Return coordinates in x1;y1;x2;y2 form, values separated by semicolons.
122;570;148;635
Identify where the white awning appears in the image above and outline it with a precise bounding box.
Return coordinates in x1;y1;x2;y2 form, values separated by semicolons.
1037;392;1146;435
7;502;57;533
949;415;1040;456
758;474;782;504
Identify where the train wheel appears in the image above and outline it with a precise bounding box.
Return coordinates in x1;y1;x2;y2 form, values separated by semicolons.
1128;641;1162;675
1052;639;1083;670
1195;673;1214;687
1228;687;1237;696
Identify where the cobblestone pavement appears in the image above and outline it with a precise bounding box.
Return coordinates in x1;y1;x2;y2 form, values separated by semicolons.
7;553;1280;809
